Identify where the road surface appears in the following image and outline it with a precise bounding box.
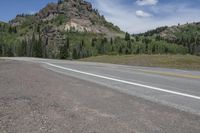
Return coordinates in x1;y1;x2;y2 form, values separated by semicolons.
0;57;200;133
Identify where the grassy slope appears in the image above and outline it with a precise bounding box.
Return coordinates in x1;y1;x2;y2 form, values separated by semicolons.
80;54;200;70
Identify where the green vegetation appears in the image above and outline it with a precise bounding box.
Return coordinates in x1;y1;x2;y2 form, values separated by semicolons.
0;25;190;59
80;54;200;70
54;14;69;26
60;37;70;59
171;23;200;55
138;23;200;55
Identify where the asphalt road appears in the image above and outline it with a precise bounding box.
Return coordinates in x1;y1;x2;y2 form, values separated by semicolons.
0;57;200;133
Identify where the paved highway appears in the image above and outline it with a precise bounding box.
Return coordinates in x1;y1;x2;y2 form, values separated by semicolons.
0;57;200;132
8;57;200;115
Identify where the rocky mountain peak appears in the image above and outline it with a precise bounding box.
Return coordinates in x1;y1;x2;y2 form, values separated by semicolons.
9;0;121;35
36;0;93;21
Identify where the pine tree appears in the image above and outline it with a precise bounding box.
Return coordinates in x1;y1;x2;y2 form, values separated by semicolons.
91;38;96;47
110;38;113;45
99;39;105;54
81;40;84;51
7;46;14;57
31;33;37;57
13;27;17;33
60;37;70;59
37;25;40;33
33;35;43;57
125;32;130;41
66;37;70;49
0;43;2;56
8;26;12;33
72;48;78;59
118;46;123;54
43;37;48;58
18;39;27;56
135;36;140;42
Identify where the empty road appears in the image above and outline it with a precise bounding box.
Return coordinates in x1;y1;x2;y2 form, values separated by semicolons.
0;57;200;133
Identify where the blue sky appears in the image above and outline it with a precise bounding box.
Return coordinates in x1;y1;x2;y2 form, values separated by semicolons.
1;0;200;33
0;0;57;22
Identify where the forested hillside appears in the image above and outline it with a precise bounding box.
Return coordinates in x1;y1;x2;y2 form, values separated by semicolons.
137;22;200;55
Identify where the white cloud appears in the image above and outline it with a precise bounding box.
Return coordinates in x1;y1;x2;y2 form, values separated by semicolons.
29;11;36;15
90;0;200;33
136;10;152;17
136;0;158;6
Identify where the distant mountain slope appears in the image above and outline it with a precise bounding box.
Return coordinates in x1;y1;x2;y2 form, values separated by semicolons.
137;22;200;55
0;21;5;24
160;23;200;41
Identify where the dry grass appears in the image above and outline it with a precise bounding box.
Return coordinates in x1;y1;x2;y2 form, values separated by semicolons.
80;54;200;70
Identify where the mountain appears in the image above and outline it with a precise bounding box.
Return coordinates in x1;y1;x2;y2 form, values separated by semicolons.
136;22;200;55
0;0;123;58
9;0;121;35
0;21;5;24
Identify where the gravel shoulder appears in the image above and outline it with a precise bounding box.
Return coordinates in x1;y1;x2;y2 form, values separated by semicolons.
0;60;200;133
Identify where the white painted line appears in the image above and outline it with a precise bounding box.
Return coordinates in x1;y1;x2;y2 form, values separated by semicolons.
44;62;200;100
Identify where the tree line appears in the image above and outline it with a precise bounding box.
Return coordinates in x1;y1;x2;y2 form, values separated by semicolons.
58;32;188;59
0;23;191;59
0;32;189;59
137;23;200;55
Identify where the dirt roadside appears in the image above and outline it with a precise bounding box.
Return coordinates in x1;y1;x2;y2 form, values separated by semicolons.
0;60;200;133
